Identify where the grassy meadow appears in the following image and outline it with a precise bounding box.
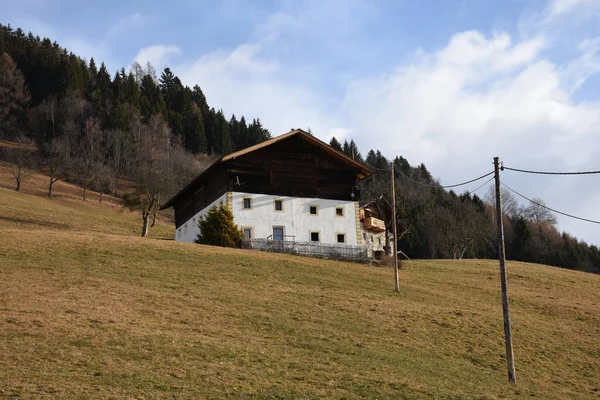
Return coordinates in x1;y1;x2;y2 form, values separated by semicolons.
0;165;599;399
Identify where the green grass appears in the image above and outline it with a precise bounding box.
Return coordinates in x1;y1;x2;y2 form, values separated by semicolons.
0;169;599;399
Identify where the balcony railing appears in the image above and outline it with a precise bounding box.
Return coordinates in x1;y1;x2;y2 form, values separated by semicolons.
363;217;385;233
241;239;368;261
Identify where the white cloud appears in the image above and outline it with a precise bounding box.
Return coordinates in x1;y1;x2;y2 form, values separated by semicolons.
539;0;600;24
546;0;599;17
340;30;600;243
134;45;181;71
106;13;146;37
564;37;600;92
177;44;342;138
171;1;600;244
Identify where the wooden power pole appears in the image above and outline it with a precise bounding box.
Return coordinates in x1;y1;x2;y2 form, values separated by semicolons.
390;162;400;293
493;157;516;384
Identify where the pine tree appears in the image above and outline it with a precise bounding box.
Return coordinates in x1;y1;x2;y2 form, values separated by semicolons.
204;107;217;155
183;102;207;153
229;114;241;150
195;205;243;248
329;136;342;151
248;118;271;146
214;109;232;154
238;115;249;149
139;74;164;120
348;139;363;162
342;140;350;156
159;68;176;98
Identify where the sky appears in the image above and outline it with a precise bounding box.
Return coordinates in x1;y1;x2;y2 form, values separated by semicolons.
2;0;600;245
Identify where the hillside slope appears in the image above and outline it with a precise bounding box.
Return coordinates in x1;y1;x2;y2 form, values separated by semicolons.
0;169;599;399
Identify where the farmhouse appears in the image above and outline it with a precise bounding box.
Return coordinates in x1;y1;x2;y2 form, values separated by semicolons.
359;204;387;259
160;129;373;252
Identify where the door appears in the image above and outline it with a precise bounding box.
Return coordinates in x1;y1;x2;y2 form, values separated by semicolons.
273;227;284;241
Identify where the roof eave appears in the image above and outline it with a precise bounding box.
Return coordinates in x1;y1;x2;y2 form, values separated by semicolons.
159;157;224;210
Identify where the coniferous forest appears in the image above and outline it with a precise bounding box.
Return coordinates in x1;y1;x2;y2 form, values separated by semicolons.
1;23;599;272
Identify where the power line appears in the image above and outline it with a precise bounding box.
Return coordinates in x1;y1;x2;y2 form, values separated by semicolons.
364;161;389;172
468;176;495;195
395;167;495;189
365;160;495;191
501;182;600;225
502;166;600;176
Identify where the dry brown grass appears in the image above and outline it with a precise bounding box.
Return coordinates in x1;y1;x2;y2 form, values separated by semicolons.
0;166;599;399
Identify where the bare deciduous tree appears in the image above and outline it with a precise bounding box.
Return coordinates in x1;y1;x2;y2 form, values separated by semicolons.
105;129;132;196
93;162;114;203
485;184;519;218
125;115;172;237
123;114;210;237
520;198;557;225
3;133;36;191
0;53;30;139
76;117;103;201
40;95;58;139
40;135;71;197
360;170;433;255
131;61;145;85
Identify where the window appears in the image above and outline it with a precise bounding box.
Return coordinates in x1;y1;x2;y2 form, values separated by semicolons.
273;227;284;241
184;224;188;234
378;237;382;245
309;205;318;215
274;199;283;211
243;228;252;240
363;232;366;240
243;198;252;209
336;207;344;217
337;233;346;243
310;231;320;242
176;229;181;239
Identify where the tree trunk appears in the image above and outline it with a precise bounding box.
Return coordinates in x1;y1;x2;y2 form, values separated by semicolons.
48;170;54;198
150;211;157;228
99;191;103;203
15;165;22;192
141;214;149;237
83;187;87;201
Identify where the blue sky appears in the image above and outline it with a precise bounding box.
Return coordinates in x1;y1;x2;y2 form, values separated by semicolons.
2;0;600;245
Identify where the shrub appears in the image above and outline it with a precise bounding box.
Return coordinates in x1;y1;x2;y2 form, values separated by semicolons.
195;205;243;248
379;255;403;269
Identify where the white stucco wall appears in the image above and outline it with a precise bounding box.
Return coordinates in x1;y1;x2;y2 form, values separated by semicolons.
175;191;361;246
231;192;359;246
175;192;228;243
361;224;387;257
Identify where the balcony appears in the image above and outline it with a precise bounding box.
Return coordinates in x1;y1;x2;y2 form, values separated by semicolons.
363;217;385;233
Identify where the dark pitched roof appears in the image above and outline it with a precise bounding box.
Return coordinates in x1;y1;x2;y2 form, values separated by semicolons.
160;129;372;209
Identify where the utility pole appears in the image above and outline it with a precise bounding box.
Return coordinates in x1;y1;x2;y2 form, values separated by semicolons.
390;162;400;293
493;157;516;384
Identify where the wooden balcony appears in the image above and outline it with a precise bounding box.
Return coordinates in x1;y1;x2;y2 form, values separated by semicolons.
363;217;385;233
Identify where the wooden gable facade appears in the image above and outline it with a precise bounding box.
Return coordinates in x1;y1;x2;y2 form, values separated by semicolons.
161;129;372;228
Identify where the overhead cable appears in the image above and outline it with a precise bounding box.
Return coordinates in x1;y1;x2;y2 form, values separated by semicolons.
502;166;600;176
395;168;495;189
468;176;495;195
501;183;600;225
